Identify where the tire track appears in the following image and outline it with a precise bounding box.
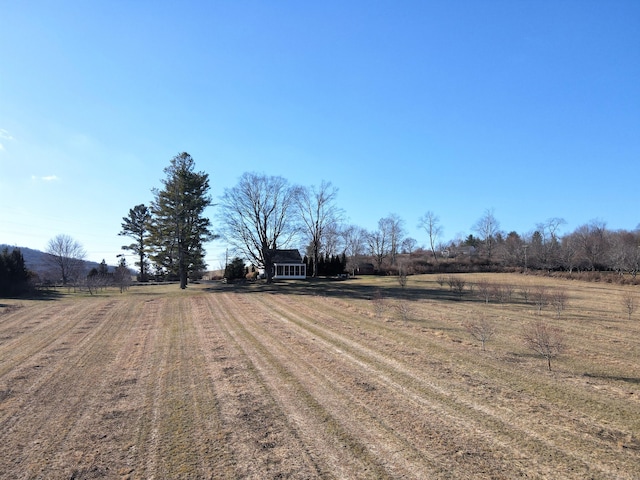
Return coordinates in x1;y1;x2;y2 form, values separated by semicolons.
134;296;231;479
257;292;634;479
196;294;330;479
0;298;135;479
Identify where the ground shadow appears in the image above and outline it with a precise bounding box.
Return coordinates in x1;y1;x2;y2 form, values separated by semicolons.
0;289;64;302
202;277;549;309
202;277;468;303
583;373;640;384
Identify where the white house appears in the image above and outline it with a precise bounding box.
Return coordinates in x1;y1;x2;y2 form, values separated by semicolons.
271;249;306;279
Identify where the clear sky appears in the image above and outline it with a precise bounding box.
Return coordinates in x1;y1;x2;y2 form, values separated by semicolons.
1;1;638;269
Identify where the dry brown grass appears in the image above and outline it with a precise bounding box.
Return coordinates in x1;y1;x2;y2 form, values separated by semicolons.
0;274;638;479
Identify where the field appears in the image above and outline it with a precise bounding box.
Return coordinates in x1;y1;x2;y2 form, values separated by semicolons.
0;273;639;479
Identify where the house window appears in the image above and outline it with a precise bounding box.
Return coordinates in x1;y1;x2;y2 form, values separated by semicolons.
277;265;283;276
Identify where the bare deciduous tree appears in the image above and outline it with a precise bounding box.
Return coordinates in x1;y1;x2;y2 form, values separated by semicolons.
519;286;531;303
571;219;610;271
473;208;501;262
491;284;508;304
46;234;86;285
532;286;549;314
219;173;299;283
371;289;386;318
295;180;342;277
367;217;394;271
386;214;405;266
464;316;496;351
523;320;566;371
476;280;492;304
418;211;443;263
550;288;569;318
448;276;466;298
401;237;417;256
621;292;637;321
114;257;132;293
397;263;408;288
395;299;412;322
341;224;367;276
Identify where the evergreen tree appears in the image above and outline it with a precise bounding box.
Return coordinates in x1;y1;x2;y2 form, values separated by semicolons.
317;254;326;276
0;247;31;296
224;257;246;282
119;204;151;281
98;259;109;275
148;153;215;289
114;256;131;293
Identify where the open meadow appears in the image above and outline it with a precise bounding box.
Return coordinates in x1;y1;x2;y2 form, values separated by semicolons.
0;273;639;479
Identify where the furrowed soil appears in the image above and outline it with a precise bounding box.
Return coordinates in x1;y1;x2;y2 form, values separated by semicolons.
0;274;639;479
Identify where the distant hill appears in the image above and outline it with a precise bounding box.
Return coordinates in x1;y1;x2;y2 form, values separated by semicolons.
0;244;114;277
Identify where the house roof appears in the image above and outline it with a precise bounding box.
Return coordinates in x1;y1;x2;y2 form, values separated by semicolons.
270;249;303;264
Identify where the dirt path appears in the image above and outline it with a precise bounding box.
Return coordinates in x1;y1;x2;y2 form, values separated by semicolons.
0;283;638;479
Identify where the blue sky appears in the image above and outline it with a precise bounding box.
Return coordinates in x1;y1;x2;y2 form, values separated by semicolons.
1;1;638;269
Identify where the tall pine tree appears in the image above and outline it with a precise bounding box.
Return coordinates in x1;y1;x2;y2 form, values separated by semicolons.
148;153;215;289
119;204;151;281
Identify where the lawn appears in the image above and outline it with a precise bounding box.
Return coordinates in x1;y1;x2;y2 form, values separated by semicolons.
0;273;638;479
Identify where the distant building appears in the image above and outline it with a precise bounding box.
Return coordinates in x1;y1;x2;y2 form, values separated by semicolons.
271;249;306;279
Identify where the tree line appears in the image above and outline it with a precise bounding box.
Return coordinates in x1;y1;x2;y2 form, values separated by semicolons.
8;152;635;294
116;153;639;286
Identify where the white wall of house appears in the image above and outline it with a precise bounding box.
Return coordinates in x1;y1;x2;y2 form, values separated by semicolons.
273;263;306;279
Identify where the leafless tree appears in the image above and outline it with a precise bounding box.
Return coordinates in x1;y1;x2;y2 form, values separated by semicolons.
219;173;299;283
395;299;412;322
559;234;580;274
464;316;496;351
621;292;637;321
371;289;386;318
114;257;132;293
401;237;417;256
476;280;492;304
321;221;342;258
492;284;509;304
532;218;566;271
340;224;366;257
609;230;640;277
46;234;86;285
550;288;569;318
503;283;515;302
532;286;549;314
522;320;566;371
498;231;525;268
367;217;395;271
448;276;466;298
295;180;342;277
473;208;501;262
340;224;367;276
436;275;447;287
519;286;531;303
397;263;408;288
571;219;610;271
386;214;405;266
418;211;443;263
